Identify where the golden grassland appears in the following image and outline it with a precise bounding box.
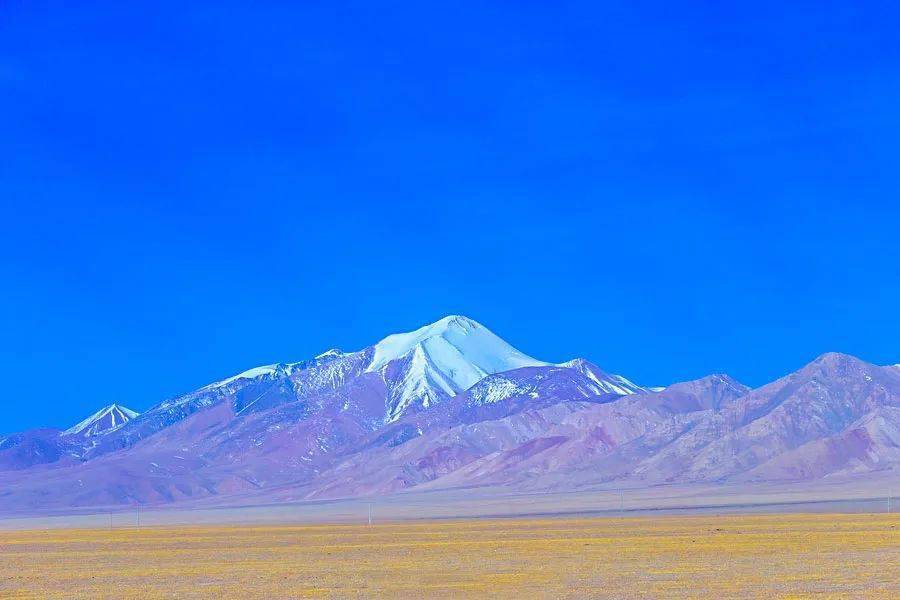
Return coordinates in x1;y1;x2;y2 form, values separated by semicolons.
0;513;897;599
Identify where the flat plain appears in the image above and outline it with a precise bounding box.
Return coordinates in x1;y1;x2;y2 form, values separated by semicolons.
0;513;896;599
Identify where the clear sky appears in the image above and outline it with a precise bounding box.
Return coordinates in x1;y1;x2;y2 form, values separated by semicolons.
2;1;899;433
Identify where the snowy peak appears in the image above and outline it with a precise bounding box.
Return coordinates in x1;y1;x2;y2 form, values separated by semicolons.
369;315;545;374
558;358;647;395
367;316;549;421
63;404;139;438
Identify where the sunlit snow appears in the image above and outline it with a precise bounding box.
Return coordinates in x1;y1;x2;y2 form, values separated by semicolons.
63;404;140;437
367;315;549;421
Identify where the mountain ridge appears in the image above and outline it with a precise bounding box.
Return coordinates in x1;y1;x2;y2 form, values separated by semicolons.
0;316;896;513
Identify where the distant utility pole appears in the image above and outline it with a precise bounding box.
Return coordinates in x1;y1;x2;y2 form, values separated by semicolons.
368;503;373;526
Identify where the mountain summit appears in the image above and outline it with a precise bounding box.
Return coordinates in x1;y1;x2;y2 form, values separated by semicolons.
63;404;139;438
366;315;549;420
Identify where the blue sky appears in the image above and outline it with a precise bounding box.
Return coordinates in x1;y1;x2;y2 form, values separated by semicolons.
2;1;899;432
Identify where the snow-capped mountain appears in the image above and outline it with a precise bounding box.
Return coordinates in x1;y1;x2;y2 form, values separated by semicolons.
0;404;140;471
140;315;637;428
0;316;897;514
0;315;645;474
63;404;139;438
367;315;549;421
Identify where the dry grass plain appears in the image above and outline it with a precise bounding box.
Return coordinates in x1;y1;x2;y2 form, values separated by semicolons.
0;513;896;599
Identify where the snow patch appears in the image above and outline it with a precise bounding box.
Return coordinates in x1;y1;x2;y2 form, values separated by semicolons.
558;358;646;395
201;365;282;390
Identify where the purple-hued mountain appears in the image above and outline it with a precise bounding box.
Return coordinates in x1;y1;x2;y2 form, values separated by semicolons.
0;404;139;472
0;316;897;512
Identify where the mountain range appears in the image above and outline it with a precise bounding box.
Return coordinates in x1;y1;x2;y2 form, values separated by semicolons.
0;315;897;512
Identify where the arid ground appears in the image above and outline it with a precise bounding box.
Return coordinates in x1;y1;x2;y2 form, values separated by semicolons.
0;513;897;599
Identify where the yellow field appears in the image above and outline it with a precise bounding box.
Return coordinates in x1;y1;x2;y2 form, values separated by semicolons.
0;513;897;598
